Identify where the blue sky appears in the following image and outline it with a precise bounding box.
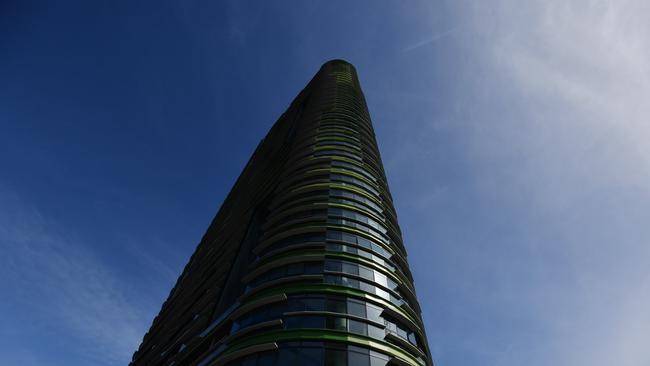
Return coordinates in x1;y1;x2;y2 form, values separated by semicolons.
2;1;649;365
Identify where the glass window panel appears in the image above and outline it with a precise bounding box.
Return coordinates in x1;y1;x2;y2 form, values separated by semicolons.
257;352;276;366
358;266;374;281
341;276;359;288
371;254;385;266
375;287;390;300
370;350;390;361
408;332;418;346
347;299;366;317
284;317;300;329
325;261;342;272
359;281;374;293
342;232;356;243
390;295;403;306
268;304;284;318
326;316;347;331
370;243;388;257
325;348;347;366
278;348;298;364
324;275;338;285
302;315;325;328
373;271;387;287
369;351;389;366
348;348;370;366
367;305;383;322
358;237;372;249
386;321;397;332
297;347;322;366
303;296;325;311
326;243;342;251
358;249;372;260
285;316;325;329
240;355;256;366
304;262;323;274
348;320;367;335
342;262;359;275
287;263;302;276
326;297;346;313
265;269;280;282
329;208;343;216
386;277;398;290
368;325;385;339
327;231;343;240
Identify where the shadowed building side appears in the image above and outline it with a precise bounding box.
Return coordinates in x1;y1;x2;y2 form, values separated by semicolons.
131;60;433;366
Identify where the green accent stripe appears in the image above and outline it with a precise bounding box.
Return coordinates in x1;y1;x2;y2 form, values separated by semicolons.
242;283;423;333
221;329;423;366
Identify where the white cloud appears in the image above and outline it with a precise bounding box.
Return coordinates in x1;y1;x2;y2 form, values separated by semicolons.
457;1;650;365
381;1;650;365
486;0;650;179
402;27;459;53
0;189;150;365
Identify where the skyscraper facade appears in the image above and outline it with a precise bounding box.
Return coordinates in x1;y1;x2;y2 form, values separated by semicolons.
131;60;432;366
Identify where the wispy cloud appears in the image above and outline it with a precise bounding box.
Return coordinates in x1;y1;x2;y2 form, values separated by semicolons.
386;1;650;365
402;27;459;53
0;188;151;365
453;0;650;364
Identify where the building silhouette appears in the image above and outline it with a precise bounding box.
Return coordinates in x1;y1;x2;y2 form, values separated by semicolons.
131;60;432;366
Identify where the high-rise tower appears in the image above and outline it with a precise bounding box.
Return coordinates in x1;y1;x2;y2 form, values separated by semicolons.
131;60;432;366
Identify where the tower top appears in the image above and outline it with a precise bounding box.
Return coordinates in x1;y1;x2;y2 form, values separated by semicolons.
322;58;355;69
324;58;351;65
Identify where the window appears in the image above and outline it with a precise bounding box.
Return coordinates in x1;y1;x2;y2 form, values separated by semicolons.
248;262;324;289
257;352;276;366
347;299;366;318
327;218;388;243
287;263;302;276
325;261;342;272
324;348;347;366
289;295;325;312
368;324;385;339
374;271;388;287
358;266;374;281
240;356;256;366
285;315;325;329
324;274;392;301
331;160;377;182
367;304;383;323
232;303;284;332
374;287;390;301
326;231;392;261
326;317;347;331
326;297;346;314
314;149;362;161
408;332;418;346
369;350;390;366
340;276;359;288
348;346;370;366
299;347;322;366
348;319;366;335
327;243;343;252
384;317;419;346
330;174;379;196
317;139;361;150
258;343;391;366
261;234;326;256
341;262;359;276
